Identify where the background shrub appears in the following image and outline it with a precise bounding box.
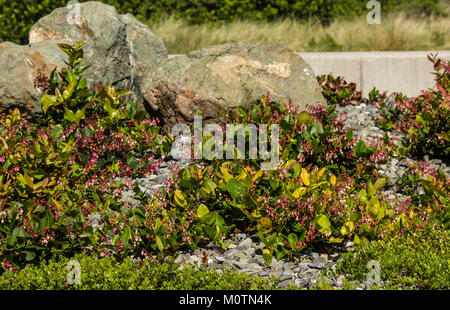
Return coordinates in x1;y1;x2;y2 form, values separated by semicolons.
0;0;447;44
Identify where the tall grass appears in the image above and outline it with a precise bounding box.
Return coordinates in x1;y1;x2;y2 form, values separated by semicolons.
146;11;450;54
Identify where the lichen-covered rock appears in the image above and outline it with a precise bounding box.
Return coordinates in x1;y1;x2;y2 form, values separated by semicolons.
29;1;168;104
141;42;326;131
0;42;64;115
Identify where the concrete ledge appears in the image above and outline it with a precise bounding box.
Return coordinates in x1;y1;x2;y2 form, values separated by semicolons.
169;51;450;97
300;51;450;97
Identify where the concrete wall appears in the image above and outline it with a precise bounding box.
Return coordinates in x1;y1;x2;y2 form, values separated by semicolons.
300;51;450;97
170;51;450;98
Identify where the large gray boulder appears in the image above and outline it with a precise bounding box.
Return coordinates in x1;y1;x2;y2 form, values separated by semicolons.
28;1;168;105
0;42;64;115
141;42;326;132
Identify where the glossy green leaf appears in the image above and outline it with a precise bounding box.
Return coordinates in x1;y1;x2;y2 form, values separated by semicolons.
41;95;58;114
355;140;367;157
227;178;246;201
196;204;209;219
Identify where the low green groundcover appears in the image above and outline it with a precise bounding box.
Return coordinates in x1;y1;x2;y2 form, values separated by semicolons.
2;229;448;290
331;229;450;290
0;254;279;290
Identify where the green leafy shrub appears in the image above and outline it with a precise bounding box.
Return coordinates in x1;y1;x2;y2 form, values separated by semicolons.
0;253;278;289
0;0;446;44
395;161;449;230
225;97;389;172
368;87;388;105
102;179;210;257
377;54;450;158
0;108;107;269
131;94;443;263
332;229;450;289
0;42;164;269
169;158;444;264
37;41;163;175
317;74;362;106
317;74;388;106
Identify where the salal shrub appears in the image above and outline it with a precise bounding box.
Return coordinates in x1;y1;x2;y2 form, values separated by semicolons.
226;96;389;174
0;42;164;269
129;94;443;263
395;161;449;230
377;54;450;158
317;74;362;106
0;109;104;268
169;158;441;264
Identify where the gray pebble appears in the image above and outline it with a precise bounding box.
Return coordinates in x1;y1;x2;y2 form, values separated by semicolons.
238;238;253;249
232;252;248;260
